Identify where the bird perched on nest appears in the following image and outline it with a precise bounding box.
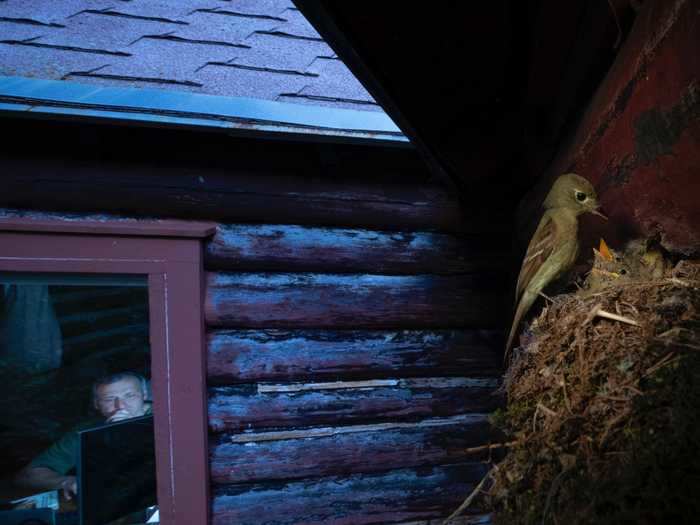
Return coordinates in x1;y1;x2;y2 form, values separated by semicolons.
506;173;606;360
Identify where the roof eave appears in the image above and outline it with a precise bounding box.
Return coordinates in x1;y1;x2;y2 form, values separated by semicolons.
0;75;410;147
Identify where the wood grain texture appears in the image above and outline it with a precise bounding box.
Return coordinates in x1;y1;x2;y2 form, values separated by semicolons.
0;158;469;233
208;378;502;432
204;224;508;275
210;415;493;484
523;0;700;256
211;462;489;525
205;273;508;328
207;329;502;383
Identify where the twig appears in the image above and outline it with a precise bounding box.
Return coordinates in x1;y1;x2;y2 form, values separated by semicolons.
655;328;700;350
643;353;680;378
583;303;603;325
586;303;639;326
443;467;494;524
620;301;639;315
605;0;622;48
537;402;558;417
463;441;518;455
542;468;570;525
666;277;693;287
558;376;572;415
539;291;555;303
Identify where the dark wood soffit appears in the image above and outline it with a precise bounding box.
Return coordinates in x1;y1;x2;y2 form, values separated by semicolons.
0;215;216;238
293;0;460;195
293;1;636;205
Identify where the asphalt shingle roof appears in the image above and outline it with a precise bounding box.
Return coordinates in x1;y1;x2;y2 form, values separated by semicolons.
0;0;383;113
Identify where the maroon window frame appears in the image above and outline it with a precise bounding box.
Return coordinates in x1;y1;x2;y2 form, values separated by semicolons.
0;218;216;525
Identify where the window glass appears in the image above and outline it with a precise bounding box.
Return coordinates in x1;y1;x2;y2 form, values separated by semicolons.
0;273;158;524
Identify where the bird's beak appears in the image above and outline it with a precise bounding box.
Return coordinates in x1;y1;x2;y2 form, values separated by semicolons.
591;208;607;220
598;238;614;261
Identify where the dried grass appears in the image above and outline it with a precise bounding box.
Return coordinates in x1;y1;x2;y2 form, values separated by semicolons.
485;260;700;524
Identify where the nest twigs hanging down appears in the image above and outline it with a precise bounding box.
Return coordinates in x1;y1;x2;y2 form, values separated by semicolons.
483;261;700;525
443;466;498;525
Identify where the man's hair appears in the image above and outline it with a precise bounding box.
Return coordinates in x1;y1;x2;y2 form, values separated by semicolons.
92;371;150;402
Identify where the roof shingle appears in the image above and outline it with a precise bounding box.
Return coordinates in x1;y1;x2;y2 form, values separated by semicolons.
0;0;382;114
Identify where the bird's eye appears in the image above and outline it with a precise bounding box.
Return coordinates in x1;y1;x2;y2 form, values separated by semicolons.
619;268;627;275
575;191;587;202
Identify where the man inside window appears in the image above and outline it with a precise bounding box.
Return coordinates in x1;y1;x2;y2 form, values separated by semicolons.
14;372;151;500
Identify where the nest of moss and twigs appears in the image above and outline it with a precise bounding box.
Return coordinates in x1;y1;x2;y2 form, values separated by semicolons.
477;260;700;525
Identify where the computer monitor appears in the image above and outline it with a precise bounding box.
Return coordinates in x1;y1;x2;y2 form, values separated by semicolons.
77;415;156;525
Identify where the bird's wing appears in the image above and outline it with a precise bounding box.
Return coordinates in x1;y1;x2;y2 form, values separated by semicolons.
515;211;557;302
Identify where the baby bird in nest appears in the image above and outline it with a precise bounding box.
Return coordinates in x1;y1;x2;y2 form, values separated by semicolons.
506;173;606;359
584;238;635;292
583;238;669;292
623;238;669;279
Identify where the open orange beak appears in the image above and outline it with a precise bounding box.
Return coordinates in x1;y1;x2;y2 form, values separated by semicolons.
598;238;614;261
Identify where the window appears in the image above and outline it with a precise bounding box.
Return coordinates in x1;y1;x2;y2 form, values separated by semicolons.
0;218;213;525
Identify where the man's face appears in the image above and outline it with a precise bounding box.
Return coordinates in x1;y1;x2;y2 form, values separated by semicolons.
94;377;146;422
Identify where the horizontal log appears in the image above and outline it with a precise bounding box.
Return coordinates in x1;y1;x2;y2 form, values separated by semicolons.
207;329;502;383
0;158;477;233
210;415;494;484
208;378;502;432
52;290;145;317
204;224;508;275
59;309;148;340
212;463;489;525
50;287;136;305
61;323;148;346
205;273;508;328
57;305;142;325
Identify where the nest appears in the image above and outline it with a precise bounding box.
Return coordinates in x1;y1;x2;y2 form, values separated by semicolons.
481;261;700;525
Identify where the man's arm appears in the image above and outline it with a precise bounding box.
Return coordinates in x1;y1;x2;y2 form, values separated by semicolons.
14;429;80;500
14;466;77;500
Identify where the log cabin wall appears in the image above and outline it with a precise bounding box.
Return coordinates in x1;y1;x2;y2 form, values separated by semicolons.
203;231;507;523
0;118;510;524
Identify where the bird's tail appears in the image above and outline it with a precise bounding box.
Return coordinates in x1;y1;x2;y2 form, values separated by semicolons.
504;291;536;364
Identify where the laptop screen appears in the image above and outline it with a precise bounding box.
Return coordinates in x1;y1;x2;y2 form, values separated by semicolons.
77;415;156;525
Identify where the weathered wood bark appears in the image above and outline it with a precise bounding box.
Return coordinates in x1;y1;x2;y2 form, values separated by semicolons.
210;415;492;484
208;378;501;432
521;0;700;256
207;329;502;383
0;158;476;233
205;273;508;328
211;463;488;525
205;224;508;275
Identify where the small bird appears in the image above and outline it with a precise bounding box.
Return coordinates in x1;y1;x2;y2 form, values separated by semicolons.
583;238;634;292
583;237;671;293
506;173;606;359
623;238;669;279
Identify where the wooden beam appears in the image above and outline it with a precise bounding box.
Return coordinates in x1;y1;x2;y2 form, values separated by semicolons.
208;378;501;432
211;463;489;525
0;158;470;233
0;211;216;238
210;415;494;484
526;0;700;256
205;224;508;275
207;329;502;383
205;273;508;329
